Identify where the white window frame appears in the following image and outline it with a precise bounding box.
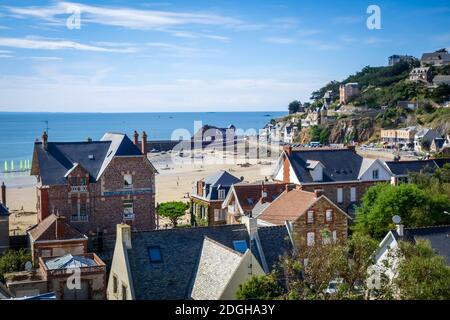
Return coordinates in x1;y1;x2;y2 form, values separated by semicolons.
307;232;315;246
218;189;226;200
214;209;220;221
337;188;343;203
325;209;333;222
124;174;133;188
350;187;356;202
372;169;379;180
332;230;337;242
307;210;314;224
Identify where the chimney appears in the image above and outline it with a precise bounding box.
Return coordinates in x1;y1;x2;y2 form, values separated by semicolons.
117;223;132;250
283;145;293;156
314;189;324;198
86;137;92;143
347;145;356;152
133;130;139;145
1;182;5;206
42;131;48;150
261;181;268;204
55;215;66;239
242;216;258;240
141;131;148;155
396;224;404;237
197;180;203;197
285;184;295;192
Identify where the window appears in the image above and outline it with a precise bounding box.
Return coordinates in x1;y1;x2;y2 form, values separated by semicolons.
337;188;343;203
322;230;332;245
218;189;226;200
350;187;356;202
332;230;337;242
113;275;118;294
70;177;78;186
41;249;51;257
79;177;87;186
307;210;314;224
303;258;309;266
121;284;127;300
124;174;133;188
325;209;333;222
307;232;315;246
71;201;88;222
214;209;220;221
233;240;248;253
372;169;379;180
123;200;134;215
148;246;162;262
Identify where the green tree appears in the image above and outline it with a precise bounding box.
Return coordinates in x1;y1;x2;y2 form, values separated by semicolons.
0;249;31;281
236;274;283;300
353;183;450;239
288;100;302;114
156;201;189;227
395;240;450;299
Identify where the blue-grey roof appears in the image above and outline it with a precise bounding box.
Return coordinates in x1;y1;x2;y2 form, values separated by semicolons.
192;170;241;201
44;254;97;270
287;149;363;183
385;159;450;176
257;225;293;271
0;203;8;216
400;226;450;265
32;133;142;185
127;224;255;300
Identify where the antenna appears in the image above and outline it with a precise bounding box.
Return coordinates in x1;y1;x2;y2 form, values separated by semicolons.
392;215;401;224
41;120;49;134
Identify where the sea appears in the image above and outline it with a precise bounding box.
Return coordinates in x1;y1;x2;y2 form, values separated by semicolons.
0;111;285;186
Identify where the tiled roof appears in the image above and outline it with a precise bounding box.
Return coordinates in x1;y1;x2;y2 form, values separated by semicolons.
32;133;142;185
28;214;87;242
44;254;97;270
127;224;254;300
286;148;364;183
384;159;450;176
190;237;244;300
191;170;241;201
257;225;293;271
258;189;318;225
394;225;450;265
0;203;8;216
232;181;286;214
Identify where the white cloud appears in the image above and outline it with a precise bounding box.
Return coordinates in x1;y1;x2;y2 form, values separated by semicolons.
0;37;137;53
333;15;363;24
300;39;340;51
263;37;296;44
4;1;242;30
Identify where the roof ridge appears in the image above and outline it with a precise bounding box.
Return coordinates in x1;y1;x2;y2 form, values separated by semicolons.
131;224;247;235
203;236;244;256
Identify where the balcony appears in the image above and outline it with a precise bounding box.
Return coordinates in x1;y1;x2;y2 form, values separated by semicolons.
123;212;135;220
70;185;88;193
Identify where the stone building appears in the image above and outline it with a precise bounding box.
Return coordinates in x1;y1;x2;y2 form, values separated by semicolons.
190;170;242;226
0;182;9;254
339;83;360;105
30;131;157;239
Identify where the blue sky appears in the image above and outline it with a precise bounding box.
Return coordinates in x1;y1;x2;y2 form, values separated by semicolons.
0;0;449;112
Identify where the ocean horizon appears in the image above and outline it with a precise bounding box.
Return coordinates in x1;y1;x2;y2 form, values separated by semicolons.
0;111;286;168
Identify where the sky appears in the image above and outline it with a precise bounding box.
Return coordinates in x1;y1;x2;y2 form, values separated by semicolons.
0;0;449;112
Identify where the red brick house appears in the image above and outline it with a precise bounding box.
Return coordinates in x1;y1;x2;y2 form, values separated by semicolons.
27;214;88;265
31;131;156;238
258;188;351;260
272;146;391;216
221;180;286;224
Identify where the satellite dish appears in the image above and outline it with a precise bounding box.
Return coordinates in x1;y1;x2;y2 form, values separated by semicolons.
392;215;401;224
25;261;33;271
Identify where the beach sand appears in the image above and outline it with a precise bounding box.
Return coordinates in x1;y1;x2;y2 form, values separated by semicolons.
5;149;277;233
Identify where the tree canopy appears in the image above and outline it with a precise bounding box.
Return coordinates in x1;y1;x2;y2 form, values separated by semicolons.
156;201;189;227
0;249;31;282
288;100;302;114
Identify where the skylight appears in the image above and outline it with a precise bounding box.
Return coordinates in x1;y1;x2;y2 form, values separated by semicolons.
148;246;162;263
233;240;248;254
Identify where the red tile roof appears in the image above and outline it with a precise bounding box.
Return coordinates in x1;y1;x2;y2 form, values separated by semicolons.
232;181;286;212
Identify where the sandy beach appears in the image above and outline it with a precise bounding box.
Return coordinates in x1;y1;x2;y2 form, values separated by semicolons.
4;148;277;233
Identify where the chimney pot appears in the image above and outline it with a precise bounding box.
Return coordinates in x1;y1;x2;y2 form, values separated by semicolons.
117;223;132;249
283;145;293;156
133;130;139;145
1;182;5;206
314;189;325;198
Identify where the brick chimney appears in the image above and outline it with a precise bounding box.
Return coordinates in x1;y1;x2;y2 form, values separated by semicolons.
141;131;148;155
86;137;92;143
283;145;292;156
347;145;356;152
197;180;204;197
42;131;48;150
285;184;295;192
55;215;66;239
314;189;325;198
1;182;5;206
133;130;139;145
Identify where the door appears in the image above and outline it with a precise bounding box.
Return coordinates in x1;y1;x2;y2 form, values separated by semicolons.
63;280;90;300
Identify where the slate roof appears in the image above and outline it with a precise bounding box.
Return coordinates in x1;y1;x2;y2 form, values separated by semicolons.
0;282;12;299
384;159;450;176
28;214;87;242
191;170;241;201
257;225;293;271
127;224;254;300
190;237;244;300
0;203;8;216
44;253;97;270
32;133;143;185
394;226;450;265
285;148;364;183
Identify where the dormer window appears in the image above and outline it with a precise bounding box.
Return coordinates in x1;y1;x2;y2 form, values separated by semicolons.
372;169;379;180
218;189;226;200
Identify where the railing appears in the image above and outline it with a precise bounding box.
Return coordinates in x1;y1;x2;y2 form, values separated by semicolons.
123;213;135;220
71;215;89;222
70;185;88;192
